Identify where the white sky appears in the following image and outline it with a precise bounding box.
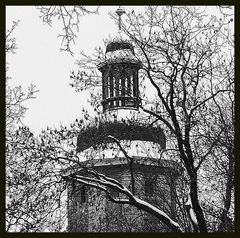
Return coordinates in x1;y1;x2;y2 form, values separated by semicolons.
6;6;145;135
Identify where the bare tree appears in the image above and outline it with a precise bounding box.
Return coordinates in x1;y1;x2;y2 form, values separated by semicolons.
36;6;99;55
6;126;68;232
6;20;19;54
6;21;38;137
6;6;234;233
5;6;96;231
5;22;50;232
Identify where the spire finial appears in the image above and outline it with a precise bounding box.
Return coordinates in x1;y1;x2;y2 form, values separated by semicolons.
116;6;125;31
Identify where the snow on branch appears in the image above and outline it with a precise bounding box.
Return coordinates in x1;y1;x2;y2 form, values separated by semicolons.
74;173;129;195
63;168;182;232
87;169;125;189
184;194;199;232
133;197;183;232
65;174;131;205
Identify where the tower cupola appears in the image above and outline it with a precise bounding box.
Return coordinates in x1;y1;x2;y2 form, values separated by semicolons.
97;40;142;112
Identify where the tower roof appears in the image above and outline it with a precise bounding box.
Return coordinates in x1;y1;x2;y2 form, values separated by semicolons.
106;40;134;54
97;39;142;70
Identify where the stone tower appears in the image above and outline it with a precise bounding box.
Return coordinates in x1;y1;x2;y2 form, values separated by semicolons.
66;8;181;232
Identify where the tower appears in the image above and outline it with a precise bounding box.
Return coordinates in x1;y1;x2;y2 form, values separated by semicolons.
66;7;181;232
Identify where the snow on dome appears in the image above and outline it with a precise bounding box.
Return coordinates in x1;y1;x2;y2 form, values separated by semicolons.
97;39;141;68
97;35;142;68
106;39;134;54
106;48;136;61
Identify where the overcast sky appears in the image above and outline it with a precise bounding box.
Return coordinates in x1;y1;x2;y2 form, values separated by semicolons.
6;6;143;134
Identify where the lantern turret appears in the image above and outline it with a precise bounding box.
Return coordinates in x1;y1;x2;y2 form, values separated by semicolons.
97;40;142;112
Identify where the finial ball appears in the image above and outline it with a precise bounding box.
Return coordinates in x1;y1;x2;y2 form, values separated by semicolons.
116;7;125;17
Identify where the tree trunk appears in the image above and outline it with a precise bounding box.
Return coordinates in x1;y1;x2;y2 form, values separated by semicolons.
190;177;208;232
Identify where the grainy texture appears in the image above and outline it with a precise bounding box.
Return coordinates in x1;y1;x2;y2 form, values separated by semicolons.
67;161;179;232
77;122;166;152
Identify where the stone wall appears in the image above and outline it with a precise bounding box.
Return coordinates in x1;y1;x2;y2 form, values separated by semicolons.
67;162;179;232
